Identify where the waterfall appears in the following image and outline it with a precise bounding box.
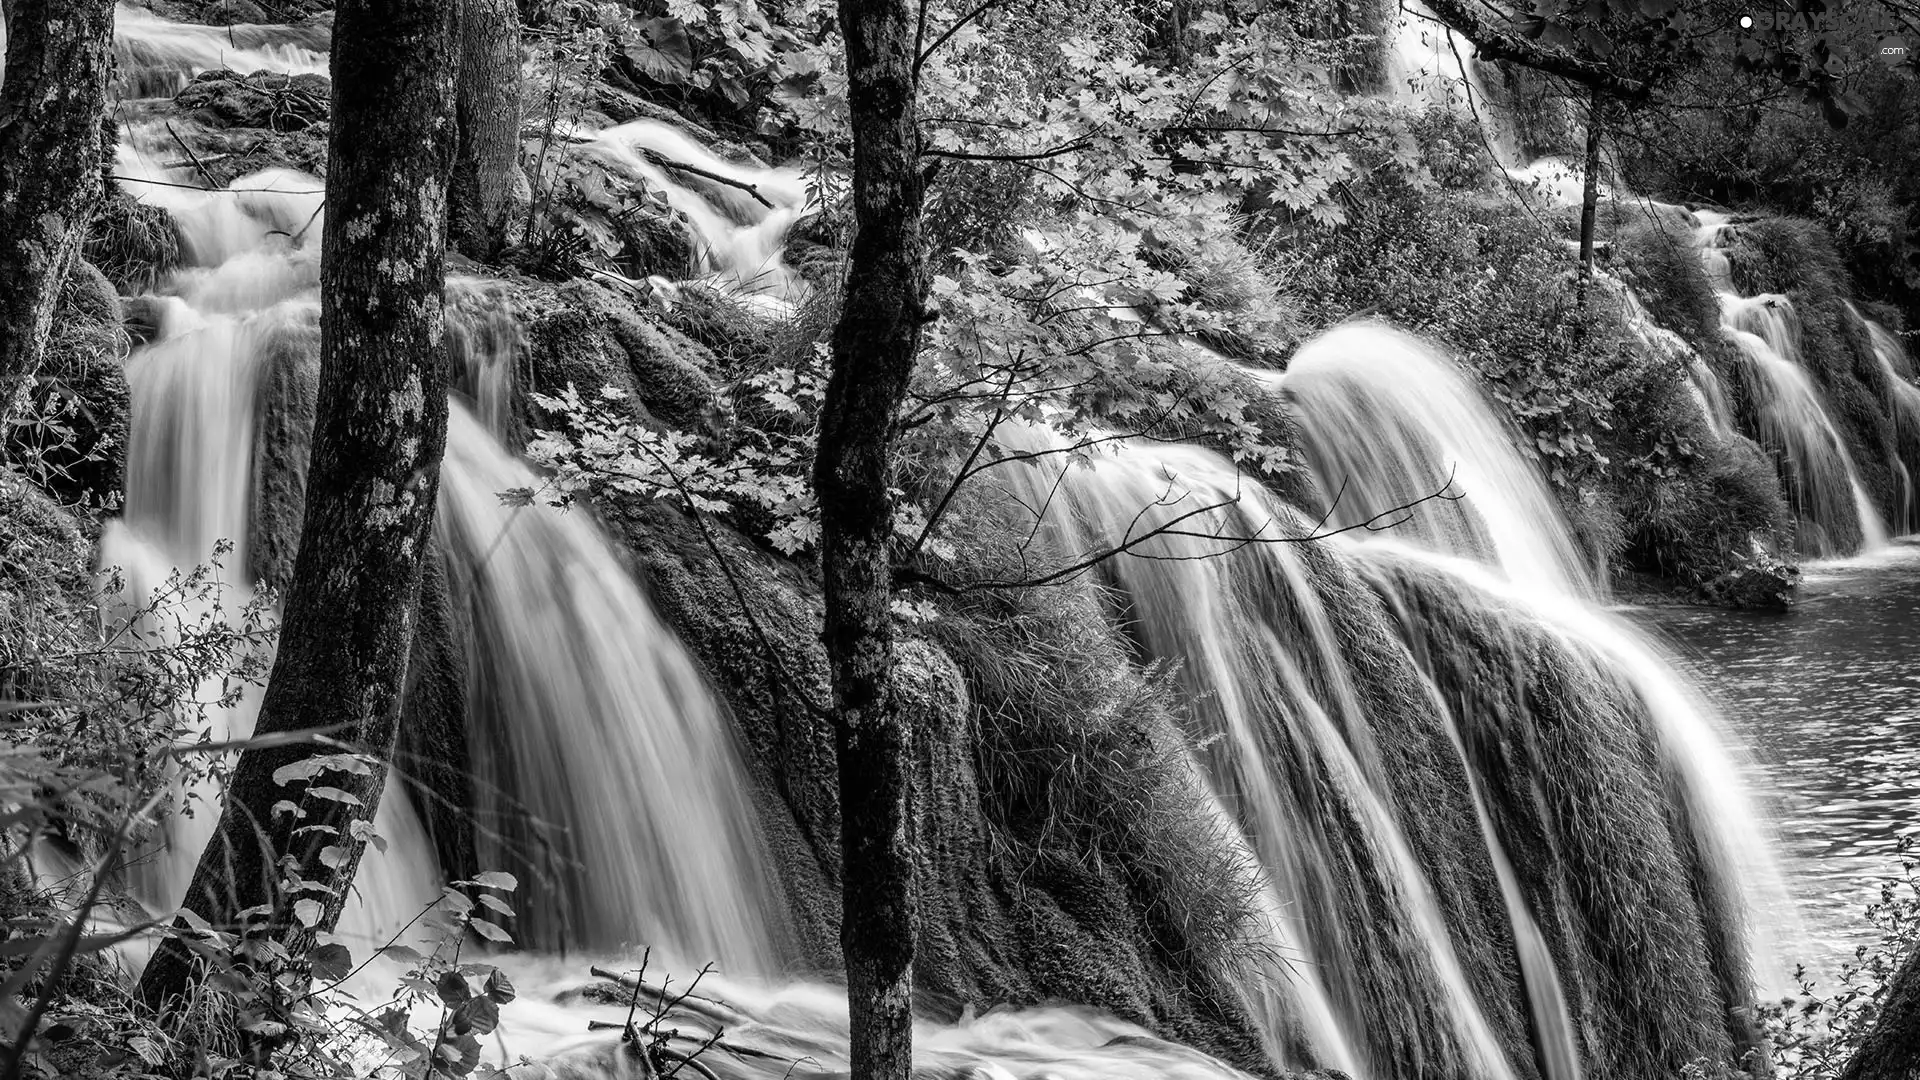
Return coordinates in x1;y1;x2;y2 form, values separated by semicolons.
106;10;786;970
987;399;1781;1078
577;120;811;311
1851;303;1920;531
1694;210;1887;555
434;400;784;967
101;159;442;948
91;6;1800;1079
1269;322;1596;598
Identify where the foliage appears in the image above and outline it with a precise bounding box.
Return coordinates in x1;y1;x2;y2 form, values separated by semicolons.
1759;839;1920;1080
147;874;523;1080
1275;173;1795;583
0;470;285;1072
526;372;824;555
1280;181;1636;494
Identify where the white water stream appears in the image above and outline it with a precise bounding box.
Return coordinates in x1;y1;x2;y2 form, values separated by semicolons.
93;7;1807;1080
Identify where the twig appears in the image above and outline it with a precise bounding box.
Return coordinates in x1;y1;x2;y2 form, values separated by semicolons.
656;1045;722;1080
167;123;222;189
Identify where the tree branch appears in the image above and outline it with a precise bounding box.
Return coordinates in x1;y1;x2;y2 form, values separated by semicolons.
637;148;775;209
1417;0;1652;100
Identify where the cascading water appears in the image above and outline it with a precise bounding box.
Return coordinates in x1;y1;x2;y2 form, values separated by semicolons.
1265;322;1596;599
1617;276;1735;436
988;396;1783;1078
1694;210;1887;555
433;398;783;967
92;5;1803;1079
578;120;811;310
101;12;1282;1080
1851;303;1920;531
107;14;785;967
113;4;329;97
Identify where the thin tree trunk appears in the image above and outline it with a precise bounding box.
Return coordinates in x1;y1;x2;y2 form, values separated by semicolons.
139;0;457;1009
811;0;928;1072
451;0;528;261
0;1;116;424
1578;87;1605;282
1840;950;1920;1080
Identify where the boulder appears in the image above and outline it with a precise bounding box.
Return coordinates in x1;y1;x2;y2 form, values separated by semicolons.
86;189;182;294
174;69;330;132
518;279;732;448
245;308;322;592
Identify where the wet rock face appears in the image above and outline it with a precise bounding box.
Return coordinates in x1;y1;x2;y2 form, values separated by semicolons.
174;69;330;132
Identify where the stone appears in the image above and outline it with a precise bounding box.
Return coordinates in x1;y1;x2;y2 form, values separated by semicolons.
174;69;330;132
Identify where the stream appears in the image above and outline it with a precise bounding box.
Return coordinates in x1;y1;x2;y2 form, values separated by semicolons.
1637;543;1920;976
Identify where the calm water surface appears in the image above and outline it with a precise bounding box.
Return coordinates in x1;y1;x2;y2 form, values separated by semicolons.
1633;542;1920;974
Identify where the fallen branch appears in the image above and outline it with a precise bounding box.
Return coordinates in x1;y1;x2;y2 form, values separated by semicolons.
636;148;774;209
590;964;742;1026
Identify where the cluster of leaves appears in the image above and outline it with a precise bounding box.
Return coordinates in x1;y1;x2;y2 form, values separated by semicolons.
1758;837;1920;1080
524;373;825;555
0;526;284;1076
144;871;526;1080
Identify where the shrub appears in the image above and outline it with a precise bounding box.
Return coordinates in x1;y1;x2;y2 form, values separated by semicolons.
1758;839;1920;1080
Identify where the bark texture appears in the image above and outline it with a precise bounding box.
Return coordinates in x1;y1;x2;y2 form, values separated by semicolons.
1578;89;1605;281
810;0;929;1072
139;0;458;1008
1841;950;1920;1080
450;0;529;261
0;1;116;423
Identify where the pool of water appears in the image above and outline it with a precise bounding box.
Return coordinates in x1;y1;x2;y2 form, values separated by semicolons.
1632;542;1920;976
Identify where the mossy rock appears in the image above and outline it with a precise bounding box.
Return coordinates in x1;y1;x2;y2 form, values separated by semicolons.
518;279;732;447
134;0;332;25
4;264;131;508
246;308;322;592
86;189;182;294
0;475;98;704
188;126;331;186
175;69;330;132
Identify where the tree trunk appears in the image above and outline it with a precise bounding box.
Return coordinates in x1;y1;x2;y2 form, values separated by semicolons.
450;0;528;261
1840;950;1920;1080
139;0;457;1010
1578;87;1605;282
0;1;116;425
811;0;928;1072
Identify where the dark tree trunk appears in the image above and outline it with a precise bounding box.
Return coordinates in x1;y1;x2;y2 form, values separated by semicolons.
1578;88;1605;282
1841;950;1920;1080
0;1;116;423
450;0;528;261
139;0;458;1009
810;0;928;1072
